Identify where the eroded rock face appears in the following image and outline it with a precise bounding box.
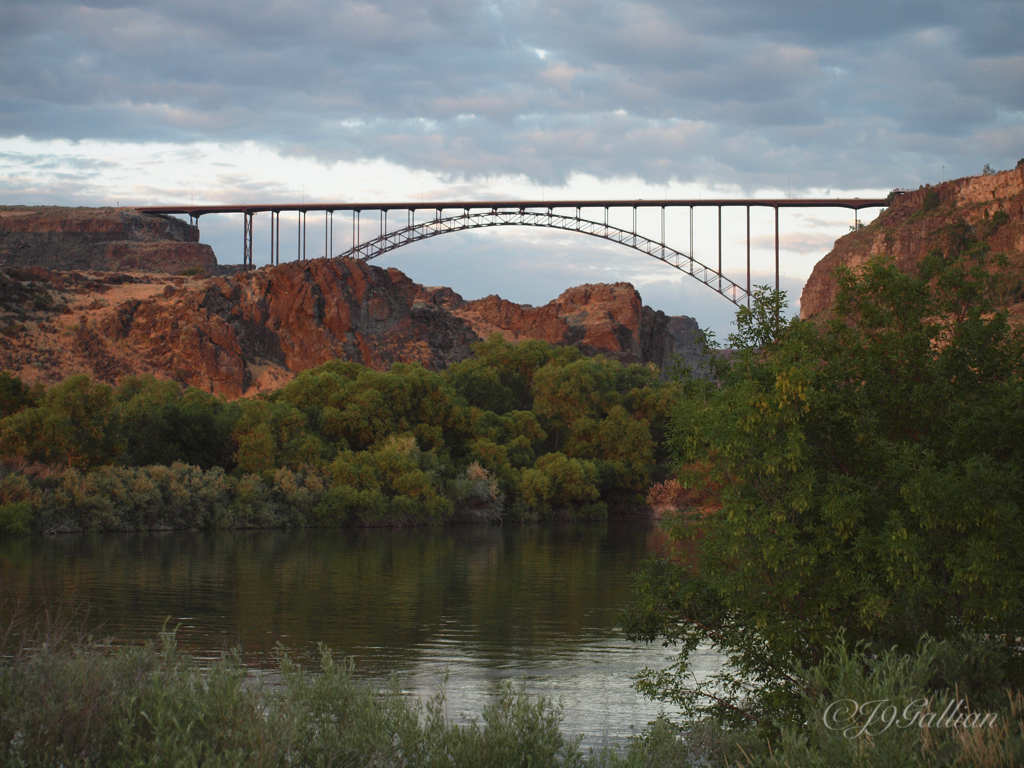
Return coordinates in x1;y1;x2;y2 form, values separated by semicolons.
0;206;216;274
454;283;678;369
1;258;709;398
97;260;484;397
665;315;712;376
800;166;1024;320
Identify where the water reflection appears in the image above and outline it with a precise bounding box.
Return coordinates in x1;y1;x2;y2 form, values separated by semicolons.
1;522;716;743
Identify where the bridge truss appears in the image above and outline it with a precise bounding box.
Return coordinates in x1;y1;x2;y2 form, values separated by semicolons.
137;197;889;308
339;207;750;305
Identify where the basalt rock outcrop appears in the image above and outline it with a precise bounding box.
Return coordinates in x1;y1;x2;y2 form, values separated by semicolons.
0;206;216;274
1;258;708;399
454;283;678;370
800;165;1024;321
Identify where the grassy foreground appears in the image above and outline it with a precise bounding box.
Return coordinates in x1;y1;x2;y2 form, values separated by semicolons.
0;612;688;768
3;613;1023;767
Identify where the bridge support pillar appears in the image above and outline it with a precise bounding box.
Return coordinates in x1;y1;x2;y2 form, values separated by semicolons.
746;206;750;307
243;211;253;269
689;206;693;265
718;206;722;291
271;211;280;266
774;205;779;294
297;210;308;261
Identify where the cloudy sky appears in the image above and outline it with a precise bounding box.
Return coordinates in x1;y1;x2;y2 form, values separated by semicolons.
2;0;1022;336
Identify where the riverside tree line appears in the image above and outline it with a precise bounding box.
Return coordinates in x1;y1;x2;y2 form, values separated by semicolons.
0;336;677;533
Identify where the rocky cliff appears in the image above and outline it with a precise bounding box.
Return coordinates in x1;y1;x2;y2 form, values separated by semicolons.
1;258;707;398
800;165;1024;321
453;283;678;369
0;206;216;274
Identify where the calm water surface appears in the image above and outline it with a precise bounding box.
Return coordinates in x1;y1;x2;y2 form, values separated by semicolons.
0;521;720;744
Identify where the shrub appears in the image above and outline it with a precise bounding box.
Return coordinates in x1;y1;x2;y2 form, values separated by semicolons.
449;462;504;522
159;463;233;529
269;467;326;527
0;501;32;534
229;474;276;527
717;636;1024;767
2;375;120;469
984;209;1011;239
312;485;356;525
517;453;605;519
0;372;33;418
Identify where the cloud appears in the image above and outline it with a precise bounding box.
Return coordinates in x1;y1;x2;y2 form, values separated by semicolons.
0;0;1019;189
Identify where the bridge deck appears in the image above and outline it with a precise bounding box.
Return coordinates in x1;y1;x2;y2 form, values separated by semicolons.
137;198;888;217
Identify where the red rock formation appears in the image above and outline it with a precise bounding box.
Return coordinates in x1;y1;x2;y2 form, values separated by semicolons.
0;206;215;274
95;259;483;397
801;166;1024;320
100;262;689;397
2;257;705;398
454;282;676;368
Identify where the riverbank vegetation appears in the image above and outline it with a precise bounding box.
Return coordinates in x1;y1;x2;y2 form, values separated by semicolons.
2;609;1021;767
624;229;1024;764
0;337;677;533
0;607;692;768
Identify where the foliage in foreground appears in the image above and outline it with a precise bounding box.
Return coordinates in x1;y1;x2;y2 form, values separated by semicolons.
3;612;1021;768
0;618;693;768
624;231;1024;729
691;635;1024;768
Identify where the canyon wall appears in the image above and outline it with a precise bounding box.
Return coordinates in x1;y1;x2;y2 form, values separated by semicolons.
800;165;1024;320
2;258;708;398
0;206;216;274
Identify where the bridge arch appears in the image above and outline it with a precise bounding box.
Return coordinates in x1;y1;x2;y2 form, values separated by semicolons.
335;208;750;307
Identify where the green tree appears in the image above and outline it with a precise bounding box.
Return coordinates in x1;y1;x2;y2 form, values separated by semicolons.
625;249;1024;727
232;399;324;475
0;372;34;418
565;405;654;492
449;336;566;412
517;452;604;518
1;375;121;468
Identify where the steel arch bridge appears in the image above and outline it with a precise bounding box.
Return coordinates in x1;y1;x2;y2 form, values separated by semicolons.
137;197;890;308
339;208;750;305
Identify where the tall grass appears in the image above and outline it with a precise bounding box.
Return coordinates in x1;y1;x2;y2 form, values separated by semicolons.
0;609;693;768
7;609;1017;766
683;636;1024;768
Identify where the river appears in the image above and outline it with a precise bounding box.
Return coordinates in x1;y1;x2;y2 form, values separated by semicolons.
0;521;720;745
